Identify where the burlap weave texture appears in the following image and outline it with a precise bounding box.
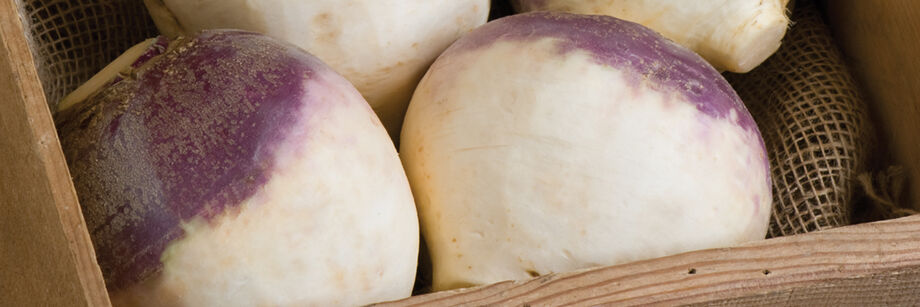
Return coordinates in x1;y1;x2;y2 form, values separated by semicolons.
17;0;873;239
726;0;872;237
17;0;158;109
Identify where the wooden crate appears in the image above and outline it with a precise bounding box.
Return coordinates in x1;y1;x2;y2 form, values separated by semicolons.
2;0;920;306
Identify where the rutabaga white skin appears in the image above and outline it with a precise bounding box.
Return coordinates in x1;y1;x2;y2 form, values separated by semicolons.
513;0;790;73
145;0;489;139
401;15;772;290
110;74;419;306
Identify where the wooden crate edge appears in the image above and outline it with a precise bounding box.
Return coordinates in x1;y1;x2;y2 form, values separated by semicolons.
0;1;110;306
380;215;920;306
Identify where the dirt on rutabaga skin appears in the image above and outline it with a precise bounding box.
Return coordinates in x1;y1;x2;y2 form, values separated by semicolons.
55;30;323;291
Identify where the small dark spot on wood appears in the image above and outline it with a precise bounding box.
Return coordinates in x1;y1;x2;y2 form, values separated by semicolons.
688;268;696;274
763;269;771;275
526;270;540;277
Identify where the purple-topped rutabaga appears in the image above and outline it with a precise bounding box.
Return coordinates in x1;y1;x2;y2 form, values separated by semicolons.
56;30;418;306
400;12;772;290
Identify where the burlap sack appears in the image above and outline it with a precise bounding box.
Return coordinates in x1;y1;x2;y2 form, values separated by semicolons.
725;0;873;237
17;0;873;239
17;0;158;110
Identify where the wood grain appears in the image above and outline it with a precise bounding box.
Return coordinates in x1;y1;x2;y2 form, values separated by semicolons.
3;1;920;306
690;266;920;306
378;215;920;306
823;1;920;210
0;1;110;306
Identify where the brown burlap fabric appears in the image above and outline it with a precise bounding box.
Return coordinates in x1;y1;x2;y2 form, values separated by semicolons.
17;0;158;110
16;0;870;239
725;0;872;237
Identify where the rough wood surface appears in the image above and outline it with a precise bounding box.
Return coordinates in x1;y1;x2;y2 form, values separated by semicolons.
379;215;920;306
690;266;920;306
824;0;920;211
0;0;110;306
3;1;920;306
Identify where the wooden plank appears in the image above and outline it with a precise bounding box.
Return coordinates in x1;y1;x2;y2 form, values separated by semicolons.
378;215;920;306
823;1;920;210
0;1;111;306
689;266;920;306
2;1;918;306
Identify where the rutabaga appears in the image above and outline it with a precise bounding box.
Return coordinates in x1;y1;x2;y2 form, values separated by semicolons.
400;12;772;291
56;30;418;306
512;0;791;73
144;0;490;140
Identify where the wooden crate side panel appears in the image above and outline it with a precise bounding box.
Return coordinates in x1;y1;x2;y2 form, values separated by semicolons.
691;267;920;306
380;215;920;306
0;1;109;306
824;0;920;210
